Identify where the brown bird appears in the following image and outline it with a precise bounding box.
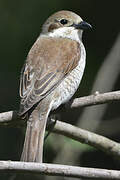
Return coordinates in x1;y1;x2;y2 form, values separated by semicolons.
19;10;92;163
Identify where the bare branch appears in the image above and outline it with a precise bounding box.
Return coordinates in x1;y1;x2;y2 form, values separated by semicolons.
1;111;120;159
0;110;18;123
71;90;120;108
0;161;120;179
0;91;120;160
50;119;120;159
0;110;24;127
0;90;120;125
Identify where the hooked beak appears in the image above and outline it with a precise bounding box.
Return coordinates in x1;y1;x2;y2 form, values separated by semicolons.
72;21;92;30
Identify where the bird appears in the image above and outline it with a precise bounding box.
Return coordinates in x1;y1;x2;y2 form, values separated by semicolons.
18;10;92;163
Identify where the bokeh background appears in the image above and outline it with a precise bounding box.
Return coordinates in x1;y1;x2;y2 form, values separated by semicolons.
0;0;120;179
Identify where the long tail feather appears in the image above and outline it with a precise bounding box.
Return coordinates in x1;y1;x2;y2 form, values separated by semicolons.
20;108;48;163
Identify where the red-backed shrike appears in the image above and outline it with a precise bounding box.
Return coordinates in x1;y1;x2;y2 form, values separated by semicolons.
19;10;92;162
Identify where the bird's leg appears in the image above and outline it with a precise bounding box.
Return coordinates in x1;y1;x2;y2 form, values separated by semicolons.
45;114;58;141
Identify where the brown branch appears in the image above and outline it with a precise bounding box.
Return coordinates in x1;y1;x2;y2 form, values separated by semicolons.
0;161;120;179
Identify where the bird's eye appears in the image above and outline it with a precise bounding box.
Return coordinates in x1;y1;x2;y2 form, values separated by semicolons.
60;19;68;25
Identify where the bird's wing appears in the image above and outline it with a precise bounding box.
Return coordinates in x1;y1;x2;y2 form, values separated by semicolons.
19;36;80;115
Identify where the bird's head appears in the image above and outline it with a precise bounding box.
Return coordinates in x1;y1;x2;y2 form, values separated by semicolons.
41;10;92;40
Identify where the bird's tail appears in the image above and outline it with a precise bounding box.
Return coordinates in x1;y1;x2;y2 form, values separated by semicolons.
20;107;49;163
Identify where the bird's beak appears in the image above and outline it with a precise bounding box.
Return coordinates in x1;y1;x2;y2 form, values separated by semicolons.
72;21;92;30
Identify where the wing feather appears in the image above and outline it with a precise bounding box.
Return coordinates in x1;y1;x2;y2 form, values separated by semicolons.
19;36;80;115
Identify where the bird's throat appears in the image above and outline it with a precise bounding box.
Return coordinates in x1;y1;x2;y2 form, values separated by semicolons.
42;27;82;42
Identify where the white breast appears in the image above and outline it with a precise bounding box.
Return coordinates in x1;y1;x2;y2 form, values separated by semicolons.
51;41;86;110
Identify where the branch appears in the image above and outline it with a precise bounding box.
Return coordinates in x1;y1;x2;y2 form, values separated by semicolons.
0;161;120;179
49;119;120;159
1;113;120;159
71;90;120;108
0;90;120;125
0;91;120;159
0;110;24;127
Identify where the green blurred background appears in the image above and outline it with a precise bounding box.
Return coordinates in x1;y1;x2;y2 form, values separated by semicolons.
0;0;120;179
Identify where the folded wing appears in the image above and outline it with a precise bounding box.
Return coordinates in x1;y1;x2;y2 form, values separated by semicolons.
19;37;80;115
